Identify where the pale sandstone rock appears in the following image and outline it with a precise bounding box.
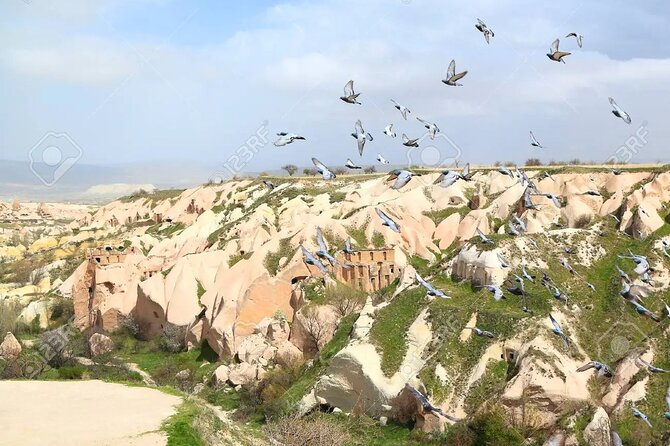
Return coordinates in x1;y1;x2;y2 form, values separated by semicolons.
275;340;303;367
88;333;114;357
228;362;258;386
212;364;230;386
0;332;21;361
583;407;611;446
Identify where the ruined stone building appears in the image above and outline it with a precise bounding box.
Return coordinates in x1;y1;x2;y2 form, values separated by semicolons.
335;248;400;293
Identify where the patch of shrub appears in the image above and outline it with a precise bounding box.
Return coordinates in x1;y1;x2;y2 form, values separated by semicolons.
160;323;187;353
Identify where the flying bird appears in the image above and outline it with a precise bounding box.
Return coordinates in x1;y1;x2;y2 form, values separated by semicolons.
416;117;440;139
576;361;613;377
352;120;373;156
390;99;411;120
560;257;576;275
477;284;505;301
442;59;468;86
630;301;661;322
301;245;328;275
498;253;510;268
498;166;515;178
521;265;535;282
340;80;361;104
547;38;571;63
620;281;651;303
475;18;494;44
402;133;420;148
315;227;348;268
632;407;652;428
565;32;584;48
465;327;495;338
530;131;543;148
616;266;632;284
618;249;650;275
636;357;669;374
434;170;460;188
460;163;474;181
273;132;306;147
404;384;460;422
416;273;449;298
383;124;397;138
343;238;354;255
533;192;561;208
376;208;400;233
513;215;527;233
476;228;494;244
549;314;570;349
389;170;419;190
311;157;336;180
345;158;362;169
539;171;555;181
609;97;631;124
262;180;276;190
377;154;390;165
507;223;520;236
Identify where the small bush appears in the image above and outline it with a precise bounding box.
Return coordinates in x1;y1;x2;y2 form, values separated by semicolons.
57;365;86;380
371;231;385;248
525;158;542;166
160;323;187;353
264;414;350;446
326;282;366;317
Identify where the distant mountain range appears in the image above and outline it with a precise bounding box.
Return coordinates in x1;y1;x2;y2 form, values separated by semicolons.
0;159;217;203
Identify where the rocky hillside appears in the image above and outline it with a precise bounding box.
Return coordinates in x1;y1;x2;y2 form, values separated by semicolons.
2;166;670;445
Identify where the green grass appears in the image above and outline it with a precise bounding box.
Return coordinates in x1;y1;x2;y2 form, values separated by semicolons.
120;188;185;204
463;360;509;414
371;231;386;248
163;402;205;446
228;251;252;268
264;237;293;276
422;206;468;225
347;226;369;248
368;288;426;376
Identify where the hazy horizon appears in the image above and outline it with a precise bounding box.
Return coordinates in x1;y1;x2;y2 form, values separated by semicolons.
2;0;670;197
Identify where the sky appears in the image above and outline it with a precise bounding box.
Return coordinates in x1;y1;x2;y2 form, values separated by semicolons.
1;0;670;188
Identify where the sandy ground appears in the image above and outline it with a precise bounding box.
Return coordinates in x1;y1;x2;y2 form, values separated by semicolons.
0;380;181;446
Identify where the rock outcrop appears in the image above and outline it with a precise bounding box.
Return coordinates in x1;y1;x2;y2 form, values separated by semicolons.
0;332;21;361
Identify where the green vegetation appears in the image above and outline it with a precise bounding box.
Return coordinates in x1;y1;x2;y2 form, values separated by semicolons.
423;206;469;225
371;231;386;248
463;360;509;413
369;288;426;376
347;225;369;248
120;188;185;205
264;237;293;276
227;251;252;268
163;402;205;446
276;313;358;414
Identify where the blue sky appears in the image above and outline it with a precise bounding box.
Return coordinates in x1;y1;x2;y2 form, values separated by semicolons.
1;0;670;183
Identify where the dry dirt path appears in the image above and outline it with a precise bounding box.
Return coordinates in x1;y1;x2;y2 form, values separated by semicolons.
0;380;181;446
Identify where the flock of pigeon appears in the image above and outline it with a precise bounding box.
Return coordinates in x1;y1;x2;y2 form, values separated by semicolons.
271;19;632;175
266;17;666;432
